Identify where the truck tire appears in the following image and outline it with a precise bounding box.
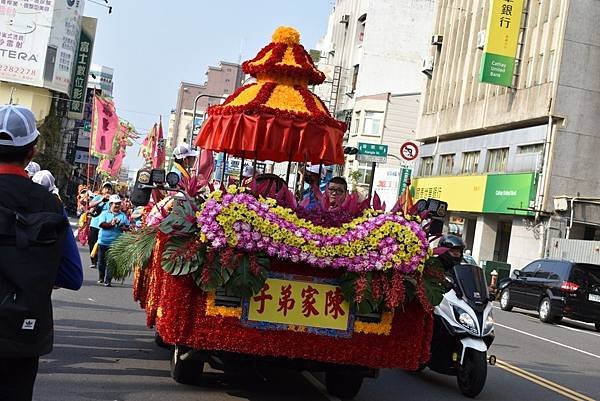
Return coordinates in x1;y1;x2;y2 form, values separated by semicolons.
457;349;487;398
170;345;204;385
154;332;168;348
499;289;513;311
325;371;363;399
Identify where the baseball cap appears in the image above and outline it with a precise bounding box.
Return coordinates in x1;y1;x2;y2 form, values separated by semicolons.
173;144;199;159
25;161;40;177
0;104;40;147
109;194;122;204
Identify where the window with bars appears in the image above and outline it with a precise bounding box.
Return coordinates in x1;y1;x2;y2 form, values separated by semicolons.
438;154;455;175
418;156;434;176
485;148;509;173
461;151;480;174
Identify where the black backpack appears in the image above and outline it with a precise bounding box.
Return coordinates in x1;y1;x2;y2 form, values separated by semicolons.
0;205;67;357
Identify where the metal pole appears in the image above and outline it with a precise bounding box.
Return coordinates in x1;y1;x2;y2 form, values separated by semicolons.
220;152;228;184
317;162;323;188
238;155;245;184
188;94;226;145
368;162;376;199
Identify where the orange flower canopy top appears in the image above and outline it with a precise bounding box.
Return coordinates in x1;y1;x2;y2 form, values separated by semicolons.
195;26;346;165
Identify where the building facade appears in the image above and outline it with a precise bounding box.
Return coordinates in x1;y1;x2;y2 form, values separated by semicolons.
167;61;243;154
87;64;114;97
312;0;435;194
414;0;600;270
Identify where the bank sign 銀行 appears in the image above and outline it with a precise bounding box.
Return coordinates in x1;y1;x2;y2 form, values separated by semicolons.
479;0;524;87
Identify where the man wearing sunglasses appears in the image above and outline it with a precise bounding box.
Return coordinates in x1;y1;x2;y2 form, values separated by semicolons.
326;177;348;209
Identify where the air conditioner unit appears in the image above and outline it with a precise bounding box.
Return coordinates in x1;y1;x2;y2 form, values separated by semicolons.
431;35;443;46
554;198;568;212
421;56;434;77
340;14;350;24
477;30;486;50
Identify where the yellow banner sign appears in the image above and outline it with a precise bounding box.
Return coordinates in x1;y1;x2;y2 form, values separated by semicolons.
412;176;487;212
247;278;350;331
485;0;524;57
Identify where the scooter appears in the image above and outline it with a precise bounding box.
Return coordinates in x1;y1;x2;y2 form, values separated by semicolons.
426;263;496;398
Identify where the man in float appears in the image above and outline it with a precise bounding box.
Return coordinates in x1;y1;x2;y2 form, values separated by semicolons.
326;177;348;209
170;144;199;180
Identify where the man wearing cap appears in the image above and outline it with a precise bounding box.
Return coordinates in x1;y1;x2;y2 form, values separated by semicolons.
171;143;199;180
0;104;82;400
96;194;130;287
87;182;114;268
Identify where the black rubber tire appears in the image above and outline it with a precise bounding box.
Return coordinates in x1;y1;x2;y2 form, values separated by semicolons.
154;332;168;348
538;297;556;323
499;288;513;311
457;349;487;398
325;371;364;399
170;345;204;385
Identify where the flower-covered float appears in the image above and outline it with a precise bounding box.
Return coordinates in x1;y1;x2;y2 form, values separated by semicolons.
110;27;445;398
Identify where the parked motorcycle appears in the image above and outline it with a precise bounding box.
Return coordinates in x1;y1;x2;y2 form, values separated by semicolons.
425;263;496;397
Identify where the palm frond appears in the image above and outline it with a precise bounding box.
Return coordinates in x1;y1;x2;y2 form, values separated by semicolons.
107;227;157;281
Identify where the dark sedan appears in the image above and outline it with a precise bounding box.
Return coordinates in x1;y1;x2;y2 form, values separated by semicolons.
498;259;600;330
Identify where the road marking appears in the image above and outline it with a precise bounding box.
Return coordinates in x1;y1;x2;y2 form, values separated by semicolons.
301;371;341;401
496;359;596;401
495;323;600;360
558;323;600;338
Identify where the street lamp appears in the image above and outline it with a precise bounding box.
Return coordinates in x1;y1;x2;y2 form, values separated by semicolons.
187;94;227;145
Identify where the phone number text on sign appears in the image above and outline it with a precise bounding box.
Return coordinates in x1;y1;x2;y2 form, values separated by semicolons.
243;276;352;337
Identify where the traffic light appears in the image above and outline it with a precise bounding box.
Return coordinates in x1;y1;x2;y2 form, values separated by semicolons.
343;146;358;155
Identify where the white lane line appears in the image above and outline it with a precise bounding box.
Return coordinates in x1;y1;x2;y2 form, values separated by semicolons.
495;322;600;360
493;305;600;337
301;371;341;401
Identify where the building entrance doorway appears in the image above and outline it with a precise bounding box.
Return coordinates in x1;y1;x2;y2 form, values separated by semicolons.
494;220;512;262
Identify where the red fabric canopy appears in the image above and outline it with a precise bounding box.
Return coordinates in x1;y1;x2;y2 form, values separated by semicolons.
195;112;345;165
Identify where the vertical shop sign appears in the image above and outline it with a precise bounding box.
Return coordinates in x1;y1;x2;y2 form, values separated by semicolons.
479;0;525;87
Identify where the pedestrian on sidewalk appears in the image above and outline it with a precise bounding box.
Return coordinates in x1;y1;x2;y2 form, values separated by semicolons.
0;104;83;401
87;182;113;268
96;194;130;287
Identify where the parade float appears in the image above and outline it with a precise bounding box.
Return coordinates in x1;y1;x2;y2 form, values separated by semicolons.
110;27;446;398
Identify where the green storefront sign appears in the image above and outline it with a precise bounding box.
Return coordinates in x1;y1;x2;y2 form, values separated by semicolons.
483;173;538;215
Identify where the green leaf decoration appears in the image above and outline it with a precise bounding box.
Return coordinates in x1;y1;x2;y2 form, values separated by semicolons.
107;227;157;281
159;198;200;236
226;254;267;298
423;276;445;307
161;236;205;276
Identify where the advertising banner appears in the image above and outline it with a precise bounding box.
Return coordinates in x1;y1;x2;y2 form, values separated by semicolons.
483;173;537;215
412;175;487;213
0;0;55;87
372;167;402;211
44;0;85;94
412;173;537;215
68;16;96;118
479;0;524;87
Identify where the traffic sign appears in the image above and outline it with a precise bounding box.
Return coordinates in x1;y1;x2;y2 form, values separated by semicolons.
356;142;388;163
400;142;419;161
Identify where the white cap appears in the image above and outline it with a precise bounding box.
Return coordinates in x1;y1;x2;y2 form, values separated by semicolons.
242;165;255;178
306;165;324;175
109;194;122;204
32;170;58;195
0;104;40;147
25;161;41;177
173;144;199;159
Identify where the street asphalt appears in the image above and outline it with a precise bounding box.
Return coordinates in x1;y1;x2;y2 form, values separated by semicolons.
33;223;600;401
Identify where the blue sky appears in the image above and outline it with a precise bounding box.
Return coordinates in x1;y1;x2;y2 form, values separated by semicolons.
83;0;334;171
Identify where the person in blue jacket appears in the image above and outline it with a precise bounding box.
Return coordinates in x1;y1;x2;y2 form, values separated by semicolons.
96;195;130;287
87;182;113;268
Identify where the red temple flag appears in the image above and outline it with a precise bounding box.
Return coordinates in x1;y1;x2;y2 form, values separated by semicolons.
90;96;119;157
153;118;165;169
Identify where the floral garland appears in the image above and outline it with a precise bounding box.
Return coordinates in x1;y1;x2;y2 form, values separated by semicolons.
197;187;429;274
242;42;325;84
